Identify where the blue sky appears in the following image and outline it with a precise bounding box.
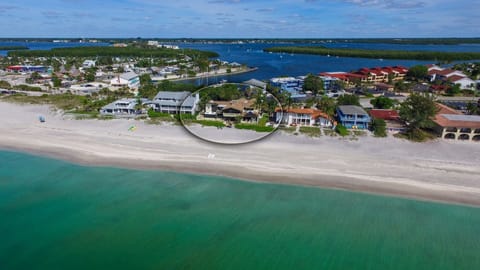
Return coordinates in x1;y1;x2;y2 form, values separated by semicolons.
0;0;478;38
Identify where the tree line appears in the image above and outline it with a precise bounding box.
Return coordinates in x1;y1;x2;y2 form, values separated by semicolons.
8;46;219;59
0;46;28;50
264;46;480;61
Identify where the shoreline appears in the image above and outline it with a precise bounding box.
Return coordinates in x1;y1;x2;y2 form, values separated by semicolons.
171;67;258;82
1;101;480;207
3;143;480;208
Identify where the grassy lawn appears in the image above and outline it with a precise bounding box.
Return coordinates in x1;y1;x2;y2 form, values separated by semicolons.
147;109;171;118
234;123;275;132
192;120;225;128
3;93;87;110
233;115;274;132
2;93;122;117
279;126;297;134
394;129;437;142
147;109;180;122
299;126;321;137
323;128;338;137
352;130;367;137
258;114;269;126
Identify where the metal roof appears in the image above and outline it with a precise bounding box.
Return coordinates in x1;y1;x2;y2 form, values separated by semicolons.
338;105;368;115
153;91;190;101
152;91;198;107
442;114;480;122
243;79;267;88
101;98;147;110
120;71;139;81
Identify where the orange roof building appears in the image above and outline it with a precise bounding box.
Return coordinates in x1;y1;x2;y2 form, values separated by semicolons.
275;108;332;127
433;103;480;141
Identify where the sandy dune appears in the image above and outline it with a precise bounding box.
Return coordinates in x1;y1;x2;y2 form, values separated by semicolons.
1;101;480;206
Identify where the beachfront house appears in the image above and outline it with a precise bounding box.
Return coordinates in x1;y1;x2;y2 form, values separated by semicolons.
205;98;259;122
275;108;332;127
433;103;480;141
100;98;148;116
150;91;199;114
110;71;140;89
336;105;371;129
369;109;406;133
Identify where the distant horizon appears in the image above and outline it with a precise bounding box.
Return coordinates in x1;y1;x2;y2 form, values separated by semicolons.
0;0;478;38
1;37;480;40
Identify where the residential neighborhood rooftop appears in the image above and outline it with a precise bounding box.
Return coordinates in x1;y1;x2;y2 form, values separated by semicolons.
118;71;138;81
275;108;330;120
243;78;267;88
435;114;480;129
369;109;400;120
338;105;368;115
153;91;190;101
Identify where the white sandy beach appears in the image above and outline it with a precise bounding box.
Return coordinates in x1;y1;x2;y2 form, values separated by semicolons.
1;101;480;206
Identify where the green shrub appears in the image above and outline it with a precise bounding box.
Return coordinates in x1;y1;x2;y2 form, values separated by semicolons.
335;124;350;136
372;118;387;137
0;80;11;89
257;115;269;126
402;128;436;142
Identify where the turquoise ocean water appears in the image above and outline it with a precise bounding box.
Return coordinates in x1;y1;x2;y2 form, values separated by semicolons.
1;150;480;269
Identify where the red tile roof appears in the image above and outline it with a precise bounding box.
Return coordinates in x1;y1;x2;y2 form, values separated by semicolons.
430;85;449;92
7;65;23;71
369;109;400;120
320;66;407;80
432;103;480;129
448;75;468;82
437;69;458;76
434;115;480;129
